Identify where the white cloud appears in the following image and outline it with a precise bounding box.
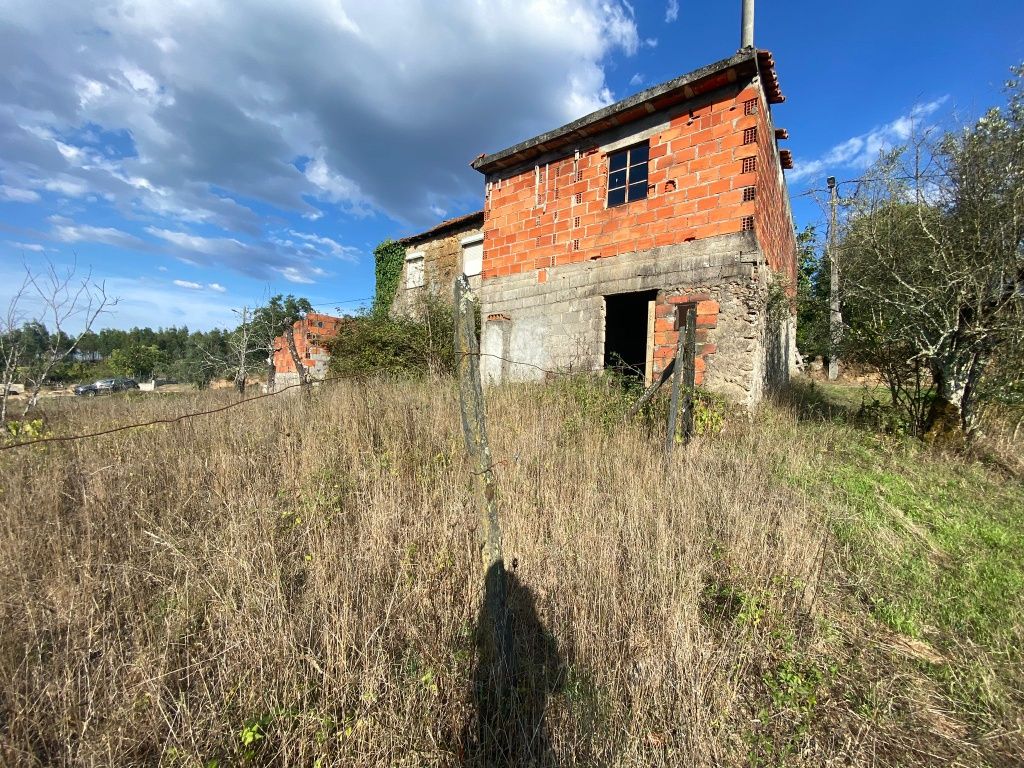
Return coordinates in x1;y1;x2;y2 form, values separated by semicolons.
665;0;679;23
208;282;226;292
629;73;645;87
276;266;317;284
6;241;46;252
788;97;949;183
44;176;90;197
148;225;337;283
285;230;360;262
0;185;41;203
173;279;203;289
147;227;243;255
0;0;641;228
50;217;148;249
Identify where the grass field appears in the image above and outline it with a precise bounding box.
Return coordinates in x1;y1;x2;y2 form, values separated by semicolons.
0;378;1021;766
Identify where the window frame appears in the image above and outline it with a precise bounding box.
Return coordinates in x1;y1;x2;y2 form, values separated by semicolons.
405;251;426;289
460;232;484;277
606;141;650;208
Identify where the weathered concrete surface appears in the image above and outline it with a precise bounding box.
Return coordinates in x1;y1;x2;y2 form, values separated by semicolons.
479;231;792;405
392;224;483;318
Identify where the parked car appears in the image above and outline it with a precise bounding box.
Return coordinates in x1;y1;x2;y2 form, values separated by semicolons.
73;378;139;396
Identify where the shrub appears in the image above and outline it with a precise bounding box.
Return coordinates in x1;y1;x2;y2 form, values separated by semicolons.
327;297;456;378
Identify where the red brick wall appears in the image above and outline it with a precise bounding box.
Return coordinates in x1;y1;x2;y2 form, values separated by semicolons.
752;97;798;288
482;83;791;280
652;292;720;385
273;312;344;374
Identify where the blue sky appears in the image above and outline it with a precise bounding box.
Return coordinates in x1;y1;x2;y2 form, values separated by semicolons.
1;0;1021;331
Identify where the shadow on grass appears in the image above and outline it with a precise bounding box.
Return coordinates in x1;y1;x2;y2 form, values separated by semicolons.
772;378;862;424
462;562;565;767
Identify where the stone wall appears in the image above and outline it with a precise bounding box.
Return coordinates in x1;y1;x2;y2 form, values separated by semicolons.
392;225;482;317
479;231;790;405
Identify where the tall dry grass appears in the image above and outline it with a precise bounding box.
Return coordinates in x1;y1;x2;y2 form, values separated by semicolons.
0;379;984;766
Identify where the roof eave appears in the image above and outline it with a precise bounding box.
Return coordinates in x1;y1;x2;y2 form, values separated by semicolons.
398;210;484;247
471;49;768;175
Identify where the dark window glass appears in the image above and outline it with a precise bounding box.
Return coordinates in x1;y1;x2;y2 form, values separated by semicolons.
607;186;627;207
606;141;650;207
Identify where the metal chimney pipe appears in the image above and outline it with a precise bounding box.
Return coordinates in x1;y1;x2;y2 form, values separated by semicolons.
741;0;755;49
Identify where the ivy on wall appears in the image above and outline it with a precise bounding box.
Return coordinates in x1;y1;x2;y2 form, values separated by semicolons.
372;239;407;316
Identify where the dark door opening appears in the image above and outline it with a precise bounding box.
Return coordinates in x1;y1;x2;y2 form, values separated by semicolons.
604;290;657;381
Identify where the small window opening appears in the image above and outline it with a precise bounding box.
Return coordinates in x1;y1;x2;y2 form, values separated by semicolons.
743;127;757;145
743;186;756;202
742;215;754;231
742;156;757;174
743;98;758;115
607;142;649;207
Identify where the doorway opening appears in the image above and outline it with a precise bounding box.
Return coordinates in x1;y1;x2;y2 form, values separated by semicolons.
604;290;658;383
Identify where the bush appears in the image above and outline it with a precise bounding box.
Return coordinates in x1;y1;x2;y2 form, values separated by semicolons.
328;297;456;379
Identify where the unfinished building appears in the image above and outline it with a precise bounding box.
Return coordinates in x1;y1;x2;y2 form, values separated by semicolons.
470;46;797;404
272;312;346;388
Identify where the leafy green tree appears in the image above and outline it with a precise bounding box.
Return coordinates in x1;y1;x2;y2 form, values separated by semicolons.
838;65;1024;440
794;225;831;364
109;344;165;380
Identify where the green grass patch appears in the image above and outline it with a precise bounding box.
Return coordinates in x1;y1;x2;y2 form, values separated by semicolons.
784;384;1024;725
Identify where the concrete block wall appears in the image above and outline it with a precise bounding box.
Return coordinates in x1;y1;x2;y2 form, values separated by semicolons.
480;231;791;404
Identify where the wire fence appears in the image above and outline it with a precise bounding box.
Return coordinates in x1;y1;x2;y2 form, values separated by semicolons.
0;351;605;454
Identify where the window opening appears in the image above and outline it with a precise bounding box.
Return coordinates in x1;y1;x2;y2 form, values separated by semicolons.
607;142;649;207
406;253;425;289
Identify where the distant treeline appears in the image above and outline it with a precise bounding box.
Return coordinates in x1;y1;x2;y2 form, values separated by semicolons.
7;322;237;387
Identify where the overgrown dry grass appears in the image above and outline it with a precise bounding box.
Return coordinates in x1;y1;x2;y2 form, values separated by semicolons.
0;379;1020;766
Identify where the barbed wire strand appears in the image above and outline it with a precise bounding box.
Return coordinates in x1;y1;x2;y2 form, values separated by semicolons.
0;350;618;453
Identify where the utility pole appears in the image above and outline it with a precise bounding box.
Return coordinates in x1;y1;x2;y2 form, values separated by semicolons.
826;176;841;381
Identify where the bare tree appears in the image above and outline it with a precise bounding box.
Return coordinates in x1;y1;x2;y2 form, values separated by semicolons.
190;307;263;395
10;260;114;418
0;274;31;422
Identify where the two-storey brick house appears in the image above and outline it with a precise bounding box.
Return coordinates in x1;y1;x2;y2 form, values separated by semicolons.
470;48;797;403
272;312;346;387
